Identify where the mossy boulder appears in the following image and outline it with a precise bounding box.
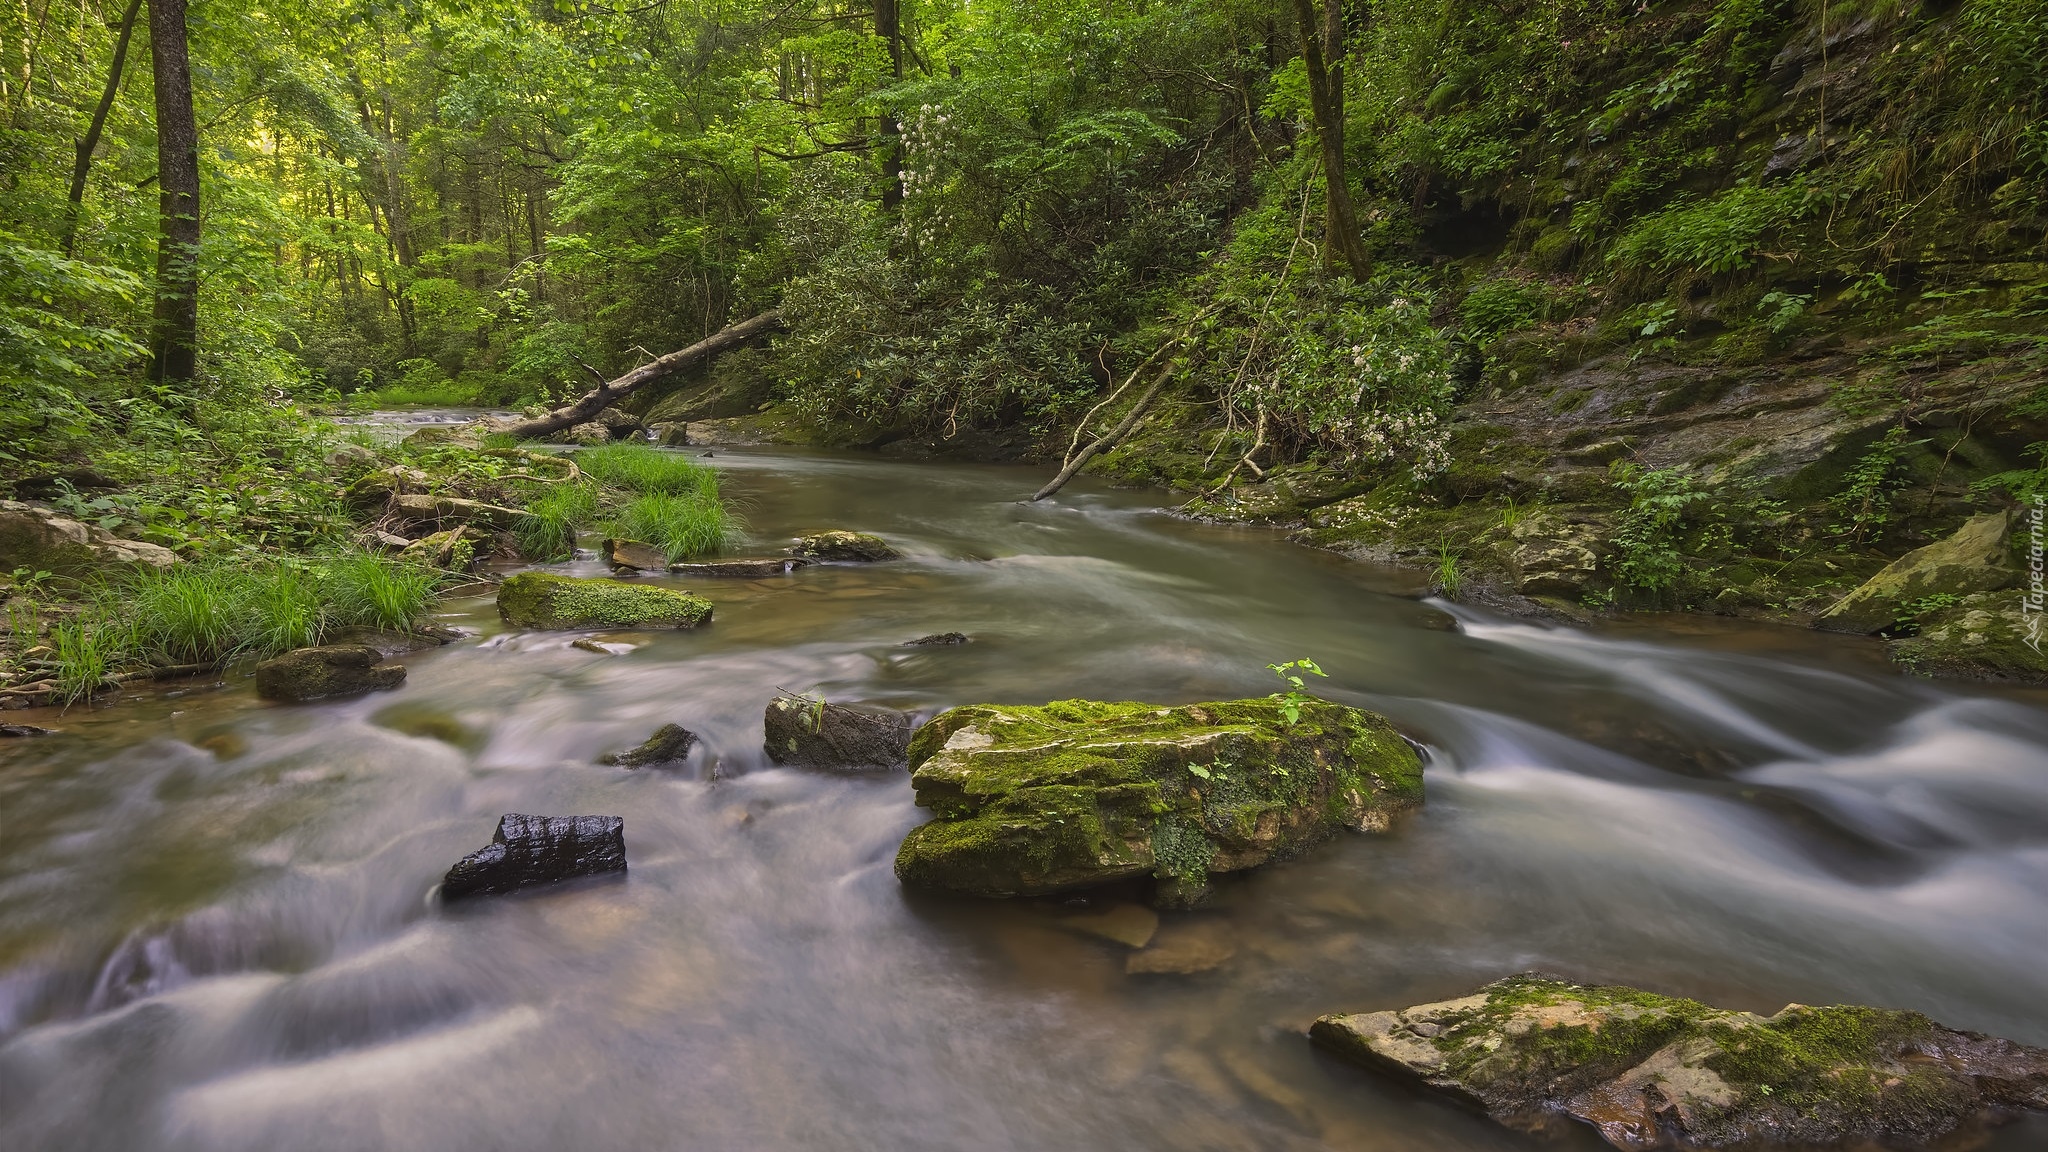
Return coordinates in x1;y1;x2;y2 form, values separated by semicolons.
1818;511;2020;633
1310;974;2048;1151
1889;589;2048;684
763;695;913;771
893;697;1423;907
496;573;711;630
792;531;899;562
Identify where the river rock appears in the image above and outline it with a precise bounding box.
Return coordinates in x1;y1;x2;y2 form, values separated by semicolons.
792;531;900;562
253;644;406;702
668;557;809;578
441;813;627;899
0;500;180;577
343;465;435;510
763;695;914;771
1819;511;2020;633
893;697;1424;907
496;573;712;630
648;421;690;447
1309;974;2048;1151
904;632;969;646
555;421;612;446
600;722;699;767
603;537;669;572
1888;589;2048;683
1;723;54;737
387;493;525;532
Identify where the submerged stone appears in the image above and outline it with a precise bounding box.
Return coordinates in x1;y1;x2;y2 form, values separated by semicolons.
496;573;712;630
893;697;1424;906
253;645;405;702
1310;974;2048;1151
441;813;627;899
600;722;698;767
762;695;913;771
668;557;808;578
792;530;900;562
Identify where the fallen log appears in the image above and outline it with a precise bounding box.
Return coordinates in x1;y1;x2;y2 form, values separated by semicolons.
489;310;785;441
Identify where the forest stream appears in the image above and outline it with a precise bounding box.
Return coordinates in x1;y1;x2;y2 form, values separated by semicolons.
4;444;2048;1151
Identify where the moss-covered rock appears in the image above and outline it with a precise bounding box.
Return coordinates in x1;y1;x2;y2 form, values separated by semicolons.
1310;974;2048;1150
763;695;914;771
893;697;1423;906
792;530;900;562
1818;511;2020;633
496;573;712;630
1889;589;2048;684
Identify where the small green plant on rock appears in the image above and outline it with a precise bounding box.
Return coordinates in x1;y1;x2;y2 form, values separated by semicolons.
1609;465;1711;592
1267;658;1327;724
1827;426;1920;547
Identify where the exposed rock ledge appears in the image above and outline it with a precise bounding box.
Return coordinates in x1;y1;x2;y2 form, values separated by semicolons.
1311;974;2048;1150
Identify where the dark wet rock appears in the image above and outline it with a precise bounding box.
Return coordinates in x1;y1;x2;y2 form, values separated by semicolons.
0;500;180;577
496;573;712;630
648;421;690;447
893;697;1424;907
441;813;627;899
904;632;969;646
603;537;668;572
1309;974;2048;1151
792;531;900;562
600;723;698;767
667;557;809;578
1820;511;2020;633
763;694;913;771
253;645;406;702
1;723;54;737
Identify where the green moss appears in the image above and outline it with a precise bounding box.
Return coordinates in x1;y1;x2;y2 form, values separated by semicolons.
495;572;712;630
895;696;1423;903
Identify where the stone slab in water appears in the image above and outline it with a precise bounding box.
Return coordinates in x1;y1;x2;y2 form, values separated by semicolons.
600;722;698;767
1309;974;2048;1151
668;557;809;578
254;645;405;702
497;572;711;630
603;537;668;572
763;695;913;771
441;814;627;899
893;697;1423;906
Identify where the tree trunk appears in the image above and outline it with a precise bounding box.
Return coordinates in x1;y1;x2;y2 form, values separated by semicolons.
490;310;786;441
147;0;201;383
1288;0;1371;280
877;0;905;209
62;0;143;256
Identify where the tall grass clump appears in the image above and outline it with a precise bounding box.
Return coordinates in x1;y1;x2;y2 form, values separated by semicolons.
515;479;600;561
609;492;736;562
574;443;721;499
50;617;116;705
323;551;440;631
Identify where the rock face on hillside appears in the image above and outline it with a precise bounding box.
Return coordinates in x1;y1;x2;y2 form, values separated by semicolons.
496;573;711;630
894;697;1423;907
792;531;900;562
1310;974;2048;1151
441;814;627;899
253;645;406;702
763;695;914;771
1819;511;2021;633
0;500;180;577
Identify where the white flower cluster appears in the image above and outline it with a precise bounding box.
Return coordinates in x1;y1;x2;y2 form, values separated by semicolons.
898;104;956;246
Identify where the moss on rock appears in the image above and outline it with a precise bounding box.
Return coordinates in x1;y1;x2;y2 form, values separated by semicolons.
1889;589;2048;684
1311;974;2048;1150
893;697;1423;906
496;572;712;630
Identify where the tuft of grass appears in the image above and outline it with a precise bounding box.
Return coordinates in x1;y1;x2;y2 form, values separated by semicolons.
609;492;736;562
574;443;720;498
515;480;600;561
127;563;243;665
244;565;325;655
50;617;115;706
1433;541;1464;599
322;551;440;632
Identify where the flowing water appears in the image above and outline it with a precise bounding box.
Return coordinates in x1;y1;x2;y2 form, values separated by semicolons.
4;447;2048;1151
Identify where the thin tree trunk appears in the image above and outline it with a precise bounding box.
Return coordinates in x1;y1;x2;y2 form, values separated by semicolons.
62;0;142;255
147;0;201;383
877;0;904;209
490;310;786;441
1288;0;1371;279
